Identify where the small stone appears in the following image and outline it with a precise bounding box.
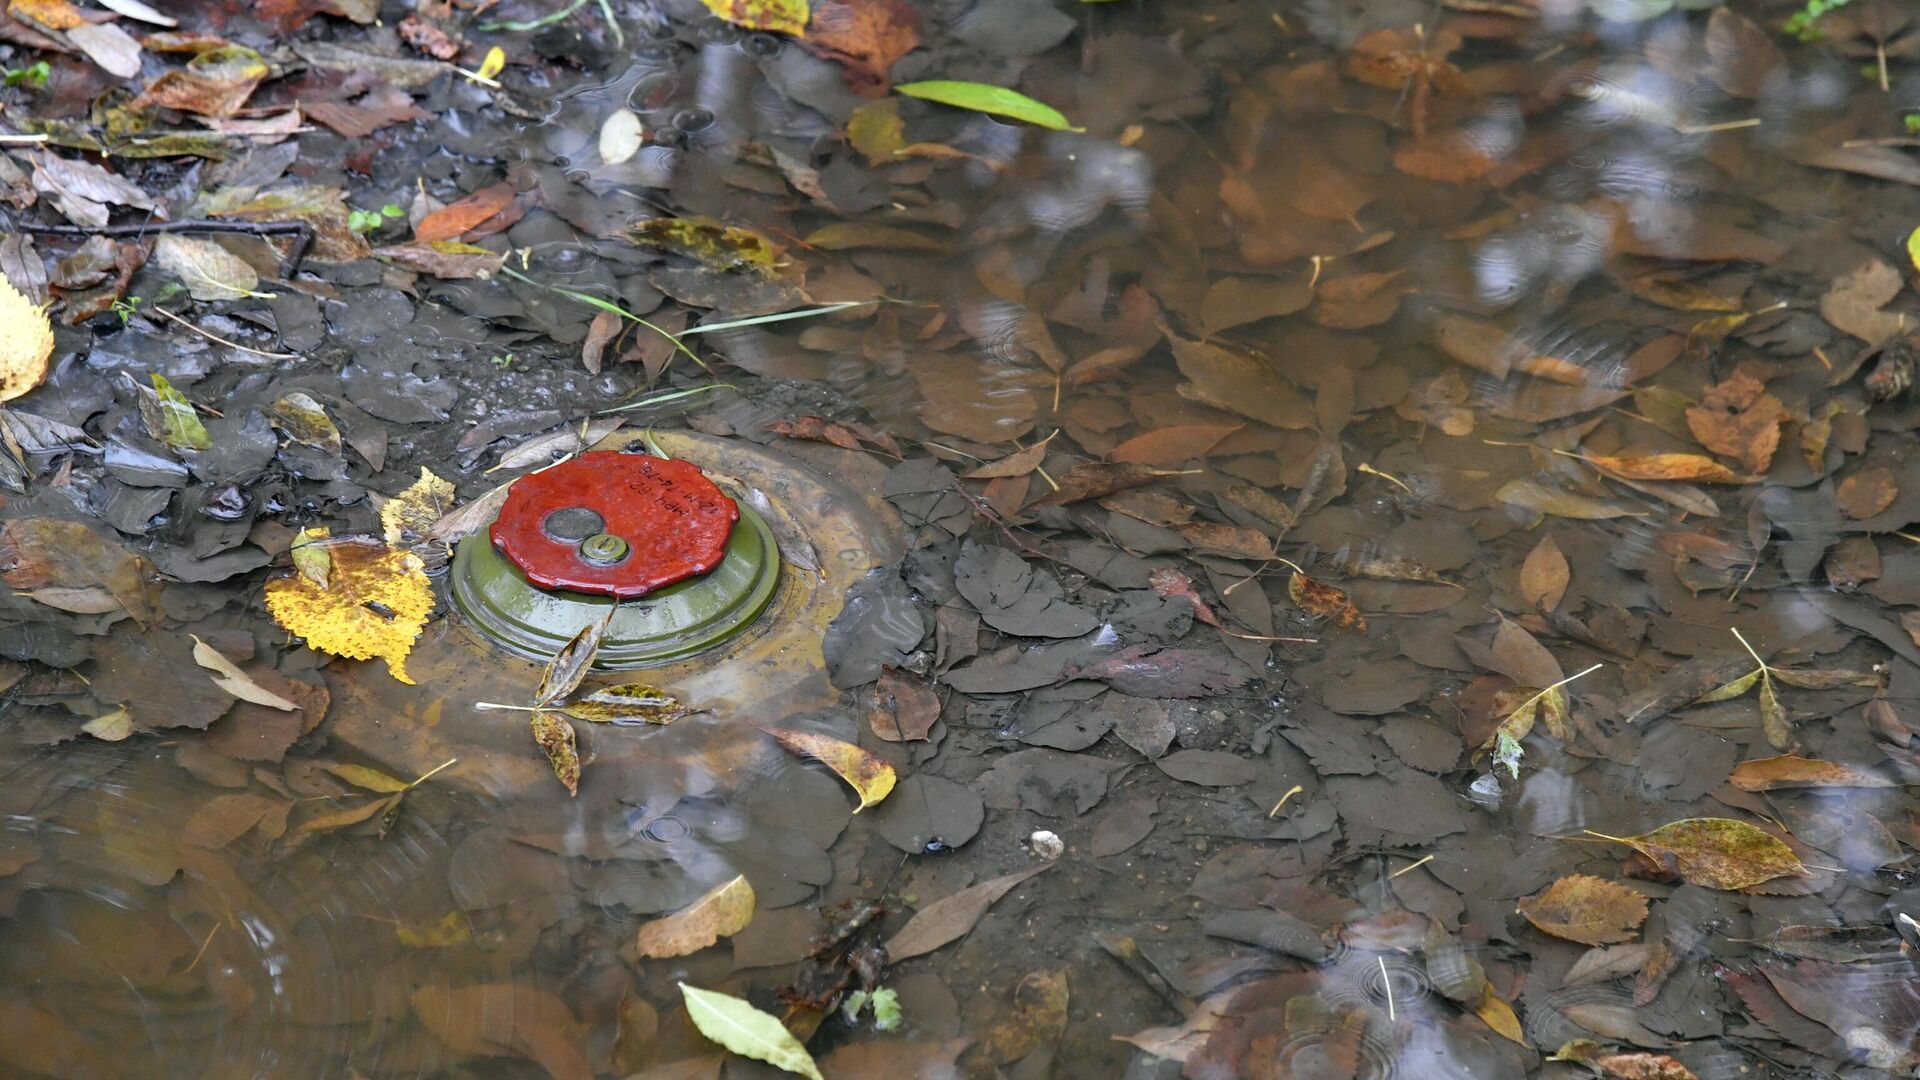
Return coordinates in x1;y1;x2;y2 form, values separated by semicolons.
1029;829;1064;860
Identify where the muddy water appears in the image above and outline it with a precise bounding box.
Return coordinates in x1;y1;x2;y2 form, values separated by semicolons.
5;1;1920;1078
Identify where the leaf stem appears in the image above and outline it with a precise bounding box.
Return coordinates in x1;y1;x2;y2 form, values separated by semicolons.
406;757;459;790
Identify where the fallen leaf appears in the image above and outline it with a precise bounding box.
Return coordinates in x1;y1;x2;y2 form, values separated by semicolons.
415;183;518;243
269;392;343;455
1434;315;1590;384
581;309;621;374
680;983;823;1080
1728;755;1896;791
395;912;471;948
1060;645;1252;698
884;865;1048;960
766;727;895;810
868;665;939;741
1685;371;1787;474
374;240;507;279
291;526;332;588
0;518;163;625
1178;521;1279;561
1166;330;1315;429
1288;571;1365;631
0;271;53;402
845;98;967;164
964;441;1049;479
1819;259;1905;344
534;609;614;708
531;711;581;797
183;793;288;848
636;875;756;958
153;234;268;302
190;634;297;711
802;0;920;93
143;373;212;452
599;108;646;164
1497;478;1639;520
263;539;434;684
1588;818;1807;890
1517;875;1650;945
1585;452;1746;484
1027;462;1177;507
894;80;1079;131
412;983;592;1080
1520;534;1570;611
1108;423;1241;465
381;467;457;547
81;707;133;741
323;762;410;793
1471;988;1528;1046
1836;466;1898;519
627;217;781;274
701;0;807;35
1551;1039;1699;1079
561;683;689;725
131;45;268;118
984;969;1069;1064
1148;566;1224;629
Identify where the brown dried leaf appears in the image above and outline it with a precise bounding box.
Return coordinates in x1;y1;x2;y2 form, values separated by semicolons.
1728;754;1896;791
1288;571;1366;631
415;183;518;244
1836;466;1898;519
1516;874;1650;945
800;0;920;94
1683;371;1784;474
1108;423;1241;465
0;518;163;626
1550;1039;1700;1080
1165;329;1315;429
634;875;756;958
1585;452;1747;484
868;665;940;742
1028;462;1176;508
1520;534;1570;611
531;711;580;797
883;865;1048;960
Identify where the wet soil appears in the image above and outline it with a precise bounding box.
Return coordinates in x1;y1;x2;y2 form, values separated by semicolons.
4;0;1920;1078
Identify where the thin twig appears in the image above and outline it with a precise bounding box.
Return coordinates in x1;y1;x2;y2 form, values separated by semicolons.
0;213;314;276
149;306;301;360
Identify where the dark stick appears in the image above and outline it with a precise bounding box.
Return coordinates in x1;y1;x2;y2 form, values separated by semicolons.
0;213;313;276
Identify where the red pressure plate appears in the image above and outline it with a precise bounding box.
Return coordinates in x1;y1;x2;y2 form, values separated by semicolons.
490;451;739;597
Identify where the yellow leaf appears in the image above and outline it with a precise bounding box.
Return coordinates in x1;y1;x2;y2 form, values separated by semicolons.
381;466;457;547
1472;988;1528;1046
476;45;506;81
396;911;472;948
765;727;896;811
291;526;332;588
635;875;756;958
1908;224;1920;274
700;0;808;36
0;272;53;403
264;539;433;684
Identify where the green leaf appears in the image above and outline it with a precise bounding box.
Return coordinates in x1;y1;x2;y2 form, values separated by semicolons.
679;983;824;1080
869;987;902;1031
148;374;212;451
894;80;1082;132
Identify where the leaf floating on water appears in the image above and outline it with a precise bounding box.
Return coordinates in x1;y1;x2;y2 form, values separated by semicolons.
381;467;456;547
0;271;53;403
1584;818;1807;891
144;374;211;451
599;108;646;165
530;711;581;797
1470;988;1528;1047
765;727;895;811
626;216;782;274
535;608;615;708
1516;875;1649;945
290;526;332;588
700;0;808;36
634;874;756;958
884;864;1049;960
263;539;433;684
1583;452;1746;484
679;983;824;1080
1287;570;1366;631
80;706;133;742
556;683;687;725
983;968;1070;1065
153;233;272;301
322;762;411;793
189;634;298;711
894;79;1081;131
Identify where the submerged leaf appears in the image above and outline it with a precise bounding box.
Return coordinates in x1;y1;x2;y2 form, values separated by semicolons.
894;80;1081;131
626;217;781;274
530;711;580;797
269;392;343;456
1517;875;1649;945
1288;571;1366;631
263;539;433;684
766;727;896;810
1589;818;1806;891
700;0;808;36
635;875;756;958
680;983;824;1080
1728;755;1896;791
885;865;1049;960
189;634;297;710
1549;1039;1698;1080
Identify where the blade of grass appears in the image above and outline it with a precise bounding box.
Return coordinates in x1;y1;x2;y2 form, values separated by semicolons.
679;301;874;336
597;383;738;415
500;266;709;375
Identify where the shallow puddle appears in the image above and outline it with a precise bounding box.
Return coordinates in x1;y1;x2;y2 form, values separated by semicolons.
4;0;1920;1077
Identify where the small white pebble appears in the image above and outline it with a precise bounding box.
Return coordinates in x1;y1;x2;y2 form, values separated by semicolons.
1029;829;1064;860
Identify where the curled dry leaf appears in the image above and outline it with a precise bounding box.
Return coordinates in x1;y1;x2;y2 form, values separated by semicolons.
1550;1039;1699;1080
1684;371;1785;475
561;684;688;725
263;539;433;684
1586;818;1806;891
635;875;756;958
765;727;896;811
1288;571;1366;631
1517;875;1650;945
414;182;517;244
534;608;615;707
1584;452;1747;484
680;983;824;1080
530;711;581;797
381;467;457;547
1520;533;1570;611
0;271;54;402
